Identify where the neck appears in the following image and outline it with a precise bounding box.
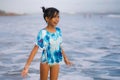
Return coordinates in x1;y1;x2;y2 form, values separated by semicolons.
46;25;56;33
47;25;55;29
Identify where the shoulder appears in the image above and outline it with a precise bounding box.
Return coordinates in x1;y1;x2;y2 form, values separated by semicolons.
56;27;62;36
37;28;47;37
56;27;62;32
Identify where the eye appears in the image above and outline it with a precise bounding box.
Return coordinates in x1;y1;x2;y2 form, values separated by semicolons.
53;14;59;18
57;15;60;18
55;15;59;18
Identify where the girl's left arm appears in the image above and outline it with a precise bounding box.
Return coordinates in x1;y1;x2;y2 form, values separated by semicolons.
61;48;72;66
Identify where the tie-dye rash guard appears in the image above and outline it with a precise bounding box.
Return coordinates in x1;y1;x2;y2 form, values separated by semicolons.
36;27;63;65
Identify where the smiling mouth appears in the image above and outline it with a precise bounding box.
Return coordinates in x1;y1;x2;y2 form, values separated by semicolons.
54;22;58;25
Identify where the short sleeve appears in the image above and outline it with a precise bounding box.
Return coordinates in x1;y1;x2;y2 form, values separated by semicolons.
35;30;44;48
56;27;62;36
56;27;63;48
59;30;63;47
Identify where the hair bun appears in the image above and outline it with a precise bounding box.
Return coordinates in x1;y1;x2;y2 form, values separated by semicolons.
42;7;45;13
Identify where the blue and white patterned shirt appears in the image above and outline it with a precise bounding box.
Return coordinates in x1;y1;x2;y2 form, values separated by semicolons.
36;27;63;65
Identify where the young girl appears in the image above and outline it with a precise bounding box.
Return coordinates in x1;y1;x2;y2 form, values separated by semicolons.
21;7;72;80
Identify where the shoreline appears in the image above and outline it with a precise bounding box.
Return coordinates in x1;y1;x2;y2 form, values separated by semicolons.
0;10;27;16
0;13;27;16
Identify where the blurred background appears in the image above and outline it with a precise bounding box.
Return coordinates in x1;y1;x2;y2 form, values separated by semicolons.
0;0;120;14
0;0;120;80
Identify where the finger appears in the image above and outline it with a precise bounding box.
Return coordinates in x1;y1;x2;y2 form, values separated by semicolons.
21;71;27;78
70;62;73;65
21;71;24;77
22;73;27;78
21;72;25;77
67;63;71;66
68;62;73;66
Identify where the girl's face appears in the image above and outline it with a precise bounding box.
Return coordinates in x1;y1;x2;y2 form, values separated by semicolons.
46;12;60;27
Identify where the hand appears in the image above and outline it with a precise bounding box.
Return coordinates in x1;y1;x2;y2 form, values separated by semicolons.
64;57;72;66
21;67;29;78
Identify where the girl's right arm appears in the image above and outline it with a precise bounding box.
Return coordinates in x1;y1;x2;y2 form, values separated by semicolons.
21;45;39;78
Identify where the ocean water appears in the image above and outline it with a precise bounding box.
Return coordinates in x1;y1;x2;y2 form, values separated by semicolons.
0;13;120;80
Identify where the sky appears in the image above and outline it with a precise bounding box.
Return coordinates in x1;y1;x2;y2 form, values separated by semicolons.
0;0;120;14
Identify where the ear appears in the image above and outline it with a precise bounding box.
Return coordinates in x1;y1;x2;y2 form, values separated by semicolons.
45;17;49;22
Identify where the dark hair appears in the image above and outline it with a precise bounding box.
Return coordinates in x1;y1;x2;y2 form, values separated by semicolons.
41;7;59;21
